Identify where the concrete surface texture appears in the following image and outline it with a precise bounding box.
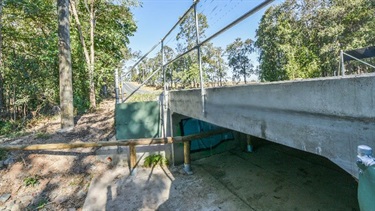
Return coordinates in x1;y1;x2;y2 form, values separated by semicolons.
82;142;358;210
169;74;375;178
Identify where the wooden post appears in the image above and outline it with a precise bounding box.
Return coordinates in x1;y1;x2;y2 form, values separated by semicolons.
129;144;137;172
183;141;192;174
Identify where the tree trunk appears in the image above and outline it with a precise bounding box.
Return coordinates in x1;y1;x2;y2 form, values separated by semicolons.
70;0;90;69
0;0;4;115
89;2;96;108
58;0;74;129
243;66;247;84
13;85;15;121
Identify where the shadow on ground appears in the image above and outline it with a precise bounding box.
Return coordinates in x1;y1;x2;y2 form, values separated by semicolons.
83;140;359;211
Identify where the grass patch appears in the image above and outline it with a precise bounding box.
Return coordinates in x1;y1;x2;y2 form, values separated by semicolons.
143;154;168;167
126;93;161;103
24;175;40;187
35;132;50;139
36;198;49;209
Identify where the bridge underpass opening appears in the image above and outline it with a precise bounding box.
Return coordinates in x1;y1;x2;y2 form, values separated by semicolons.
171;114;359;210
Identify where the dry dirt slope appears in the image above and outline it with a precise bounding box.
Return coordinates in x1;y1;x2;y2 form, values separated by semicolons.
0;99;117;211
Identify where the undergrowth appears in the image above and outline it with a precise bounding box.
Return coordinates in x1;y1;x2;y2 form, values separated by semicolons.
0;149;7;160
143;154;168;167
24;175;40;187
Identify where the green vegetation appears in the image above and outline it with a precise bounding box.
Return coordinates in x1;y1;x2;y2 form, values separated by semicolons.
0;0;138;122
24;175;40;187
255;0;375;81
125;93;161;103
143;154;168;168
36;198;49;209
226;38;255;84
0;149;7;160
35;132;50;139
0;120;20;135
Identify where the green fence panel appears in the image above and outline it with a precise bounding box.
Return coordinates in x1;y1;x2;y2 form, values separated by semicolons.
358;166;375;211
115;101;160;140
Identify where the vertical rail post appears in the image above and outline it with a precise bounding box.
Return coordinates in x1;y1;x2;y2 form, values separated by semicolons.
194;1;205;115
162;41;168;138
119;69;123;100
184;141;192;174
340;50;345;76
129;144;137;174
115;68;119;104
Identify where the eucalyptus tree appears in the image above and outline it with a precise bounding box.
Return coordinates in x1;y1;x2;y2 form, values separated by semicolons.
202;43;226;87
58;0;74;129
0;0;3;114
70;0;137;108
255;0;375;81
175;10;208;88
226;38;255;84
0;0;137;125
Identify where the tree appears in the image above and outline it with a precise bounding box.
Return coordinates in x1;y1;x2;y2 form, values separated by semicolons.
202;43;226;87
58;0;74;129
0;0;3;114
174;10;208;88
176;10;208;50
255;0;375;81
0;0;137;127
226;38;255;84
70;0;137;109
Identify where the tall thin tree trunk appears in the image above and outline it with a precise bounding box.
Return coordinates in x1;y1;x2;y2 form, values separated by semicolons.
89;2;96;108
58;0;74;129
12;86;15;120
70;0;90;68
243;65;247;84
0;0;4;115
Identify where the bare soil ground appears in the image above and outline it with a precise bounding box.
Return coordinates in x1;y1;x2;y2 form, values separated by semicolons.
0;99;116;211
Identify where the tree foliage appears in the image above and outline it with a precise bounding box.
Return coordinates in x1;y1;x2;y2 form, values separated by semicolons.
226;38;255;84
255;0;375;81
0;0;137;122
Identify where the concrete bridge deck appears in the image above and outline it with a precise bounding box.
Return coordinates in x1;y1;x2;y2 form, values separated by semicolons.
169;74;375;177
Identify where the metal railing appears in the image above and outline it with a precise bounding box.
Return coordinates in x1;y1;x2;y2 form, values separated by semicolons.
115;0;274;106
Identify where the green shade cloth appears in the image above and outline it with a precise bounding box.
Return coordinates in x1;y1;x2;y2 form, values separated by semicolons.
358;165;375;211
115;101;160;140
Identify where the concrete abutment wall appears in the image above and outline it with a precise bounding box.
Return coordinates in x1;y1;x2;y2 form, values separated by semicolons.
169;74;375;178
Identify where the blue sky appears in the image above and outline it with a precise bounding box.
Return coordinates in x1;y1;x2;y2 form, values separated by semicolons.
127;0;283;77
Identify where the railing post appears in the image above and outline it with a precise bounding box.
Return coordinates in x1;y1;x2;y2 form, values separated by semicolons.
161;41;168;138
115;68;119;104
184;141;193;174
129;144;137;174
340;50;345;76
194;1;205;115
119;68;123;100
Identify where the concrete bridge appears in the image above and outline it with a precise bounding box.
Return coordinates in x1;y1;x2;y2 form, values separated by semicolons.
168;74;375;178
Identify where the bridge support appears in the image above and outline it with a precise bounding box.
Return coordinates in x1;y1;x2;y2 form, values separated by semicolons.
169;75;375;178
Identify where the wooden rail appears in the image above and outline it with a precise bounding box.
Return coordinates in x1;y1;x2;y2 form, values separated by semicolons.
0;129;230;171
0;129;229;151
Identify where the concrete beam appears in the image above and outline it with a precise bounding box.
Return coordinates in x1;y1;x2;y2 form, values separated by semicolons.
169;74;375;178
